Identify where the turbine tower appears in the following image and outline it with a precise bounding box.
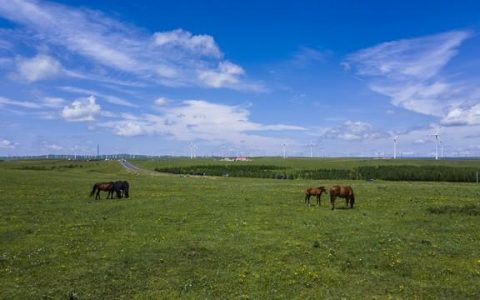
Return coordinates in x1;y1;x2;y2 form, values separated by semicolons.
189;142;197;159
393;136;398;159
440;140;444;159
306;143;316;158
428;131;441;160
282;143;286;159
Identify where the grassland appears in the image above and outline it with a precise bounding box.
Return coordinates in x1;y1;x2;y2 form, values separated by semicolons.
134;156;480;171
137;157;480;182
1;159;480;299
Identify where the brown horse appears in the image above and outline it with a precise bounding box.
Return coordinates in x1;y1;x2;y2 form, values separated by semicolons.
304;186;327;206
329;185;355;210
90;182;114;200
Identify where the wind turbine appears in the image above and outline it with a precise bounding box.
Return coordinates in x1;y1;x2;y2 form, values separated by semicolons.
72;145;79;160
189;142;197;159
282;143;286;159
393;136;399;159
306;143;316;158
427;130;441;160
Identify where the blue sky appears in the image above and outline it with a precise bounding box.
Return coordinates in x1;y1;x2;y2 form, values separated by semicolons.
1;0;480;157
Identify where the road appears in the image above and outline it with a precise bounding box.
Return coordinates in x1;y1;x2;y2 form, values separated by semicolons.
117;159;164;176
118;159;141;171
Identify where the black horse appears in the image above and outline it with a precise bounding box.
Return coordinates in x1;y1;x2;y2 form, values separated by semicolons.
113;181;129;198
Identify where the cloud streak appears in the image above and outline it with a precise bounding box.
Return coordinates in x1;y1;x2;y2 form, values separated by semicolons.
0;0;262;90
344;30;480;126
0;96;42;109
60;86;137;108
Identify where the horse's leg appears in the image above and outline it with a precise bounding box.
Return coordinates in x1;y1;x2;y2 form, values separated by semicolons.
96;189;100;200
317;195;321;206
305;194;311;205
330;194;335;210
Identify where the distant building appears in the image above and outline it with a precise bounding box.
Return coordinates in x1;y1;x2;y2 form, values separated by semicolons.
234;156;251;162
220;157;234;161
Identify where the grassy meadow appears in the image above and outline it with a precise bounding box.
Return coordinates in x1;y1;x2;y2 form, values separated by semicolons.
1;158;480;299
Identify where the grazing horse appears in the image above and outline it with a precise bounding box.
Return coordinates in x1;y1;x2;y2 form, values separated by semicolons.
90;182;114;200
329;185;355;210
304;186;327;206
113;181;129;198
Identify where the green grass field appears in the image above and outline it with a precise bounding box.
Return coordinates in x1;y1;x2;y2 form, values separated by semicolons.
1;159;480;299
133;156;480;171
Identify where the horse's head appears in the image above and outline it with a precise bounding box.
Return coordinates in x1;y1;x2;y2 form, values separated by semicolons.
318;186;327;193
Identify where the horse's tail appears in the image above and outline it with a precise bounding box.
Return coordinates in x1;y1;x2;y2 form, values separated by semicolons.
350;190;355;207
90;184;97;197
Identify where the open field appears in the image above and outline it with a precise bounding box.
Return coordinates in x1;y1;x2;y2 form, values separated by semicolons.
136;157;480;182
134;157;480;170
1;159;480;299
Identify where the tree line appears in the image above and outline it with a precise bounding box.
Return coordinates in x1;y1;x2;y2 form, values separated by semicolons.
155;164;480;182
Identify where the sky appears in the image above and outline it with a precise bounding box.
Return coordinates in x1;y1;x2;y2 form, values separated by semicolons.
1;0;480;157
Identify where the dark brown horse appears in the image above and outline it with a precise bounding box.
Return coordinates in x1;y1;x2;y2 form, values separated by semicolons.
90;182;114;200
329;185;355;210
304;186;327;206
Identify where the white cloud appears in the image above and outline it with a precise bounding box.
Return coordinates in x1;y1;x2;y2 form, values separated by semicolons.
369;82;448;116
0;138;15;149
198;61;245;88
344;30;479;127
101;99;304;147
62;95;101;122
320;121;387;141
441;103;480;126
153;29;222;58
154;97;169;106
0;0;261;90
111;120;146;137
16;54;61;82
